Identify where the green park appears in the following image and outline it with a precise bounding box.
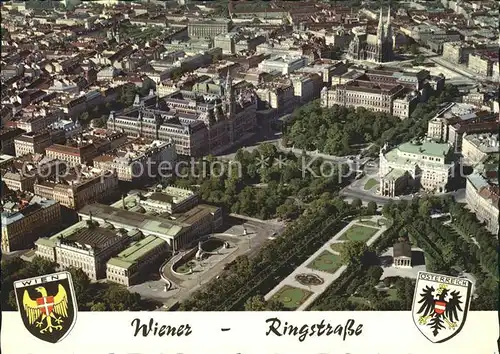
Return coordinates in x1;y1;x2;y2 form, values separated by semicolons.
307;250;342;274
271;285;313;309
338;224;379;242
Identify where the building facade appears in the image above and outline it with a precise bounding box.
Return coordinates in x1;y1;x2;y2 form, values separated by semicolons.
465;174;499;235
392;241;412;268
461;133;499;165
321;80;404;114
187;19;232;39
108;73;257;156
106;236;168;286
379;140;456;197
1;197;61;252
34;169;119;210
347;8;394;63
35;220;141;280
93;139;177;183
1;128;26;155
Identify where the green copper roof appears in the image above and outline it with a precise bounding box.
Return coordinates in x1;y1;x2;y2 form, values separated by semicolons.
107;236;166;269
35;221;88;248
397;140;451;158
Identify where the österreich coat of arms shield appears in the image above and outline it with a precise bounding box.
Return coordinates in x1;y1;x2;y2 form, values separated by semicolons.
412;271;472;343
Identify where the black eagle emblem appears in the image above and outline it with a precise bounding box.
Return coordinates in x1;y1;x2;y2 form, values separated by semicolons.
416;284;463;336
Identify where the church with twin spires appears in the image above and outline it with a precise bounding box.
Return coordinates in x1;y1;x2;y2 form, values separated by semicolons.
347;7;394;63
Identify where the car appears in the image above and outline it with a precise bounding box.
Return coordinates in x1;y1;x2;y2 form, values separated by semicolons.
271;232;277;236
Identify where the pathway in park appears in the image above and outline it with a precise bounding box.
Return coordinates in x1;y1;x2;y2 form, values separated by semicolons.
264;215;388;311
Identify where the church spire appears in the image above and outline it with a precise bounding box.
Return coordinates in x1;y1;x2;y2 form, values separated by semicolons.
385;6;393;39
377;7;384;42
225;70;234;119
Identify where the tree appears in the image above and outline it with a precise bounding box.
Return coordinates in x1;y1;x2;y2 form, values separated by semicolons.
412;54;425;66
90;302;107;311
103;285;142;311
409;43;419;55
418;200;431;217
351;198;362;209
244;295;268;311
66;267;92;306
340;241;369;265
266;299;286;311
366;201;377;215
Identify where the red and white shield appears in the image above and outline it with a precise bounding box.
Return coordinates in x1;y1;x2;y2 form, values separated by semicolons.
36;296;55;316
434;301;446;314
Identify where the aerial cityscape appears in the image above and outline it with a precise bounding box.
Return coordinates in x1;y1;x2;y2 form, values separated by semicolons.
1;0;498;314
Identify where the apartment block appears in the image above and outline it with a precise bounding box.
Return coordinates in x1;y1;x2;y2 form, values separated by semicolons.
34;168;119;210
465;173;499;235
93;138;176;183
1;195;61;252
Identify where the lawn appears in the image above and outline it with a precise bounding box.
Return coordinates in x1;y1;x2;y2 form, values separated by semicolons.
338;224;379;242
307;250;342;274
364;178;378;190
330;242;344;254
271;285;313;309
175;260;196;274
357;219;379;227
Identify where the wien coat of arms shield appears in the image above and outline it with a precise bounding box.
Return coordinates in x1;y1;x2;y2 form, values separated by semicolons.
14;271;78;343
412;271;472;343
